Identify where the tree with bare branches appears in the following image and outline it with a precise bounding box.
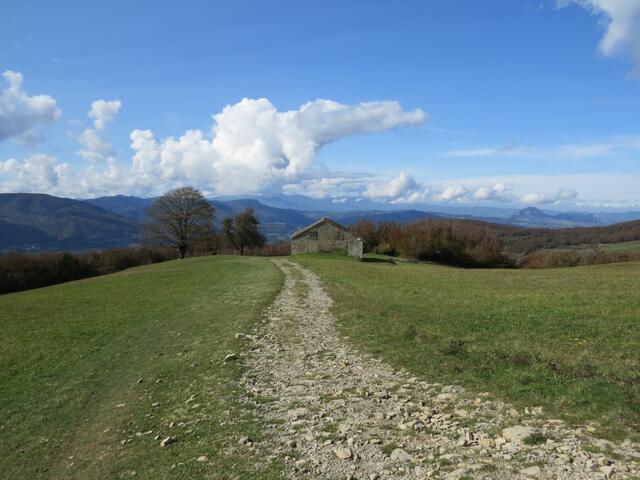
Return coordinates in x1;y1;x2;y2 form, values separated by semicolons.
222;208;265;255
143;187;215;259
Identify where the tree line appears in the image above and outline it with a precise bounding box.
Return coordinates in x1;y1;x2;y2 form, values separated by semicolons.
0;187;274;295
499;220;640;254
350;219;508;267
0;247;174;295
350;217;640;268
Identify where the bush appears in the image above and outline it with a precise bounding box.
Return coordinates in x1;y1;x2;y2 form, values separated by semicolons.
247;240;290;256
374;242;398;256
0;247;175;295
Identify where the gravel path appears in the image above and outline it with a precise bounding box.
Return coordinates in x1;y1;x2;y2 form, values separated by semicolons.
239;258;640;479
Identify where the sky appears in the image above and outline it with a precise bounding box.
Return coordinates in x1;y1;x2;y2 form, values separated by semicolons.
1;0;639;210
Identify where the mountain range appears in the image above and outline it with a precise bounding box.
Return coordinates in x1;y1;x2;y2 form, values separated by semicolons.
2;192;640;252
0;194;138;251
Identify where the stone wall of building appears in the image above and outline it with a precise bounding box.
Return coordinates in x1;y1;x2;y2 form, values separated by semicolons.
291;220;363;258
347;238;364;259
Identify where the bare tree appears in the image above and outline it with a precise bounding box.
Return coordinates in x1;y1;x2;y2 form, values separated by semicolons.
143;187;215;259
221;208;266;255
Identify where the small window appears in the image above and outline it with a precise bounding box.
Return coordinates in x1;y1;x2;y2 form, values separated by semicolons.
336;231;344;240
309;230;318;240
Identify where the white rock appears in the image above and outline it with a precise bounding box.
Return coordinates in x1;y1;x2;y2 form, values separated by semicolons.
479;437;495;448
441;385;464;394
444;468;469;479
501;425;535;443
390;448;412;463
332;446;352;459
521;466;541;476
599;465;615;478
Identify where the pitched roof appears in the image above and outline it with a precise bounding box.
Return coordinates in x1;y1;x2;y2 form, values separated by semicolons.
290;217;351;239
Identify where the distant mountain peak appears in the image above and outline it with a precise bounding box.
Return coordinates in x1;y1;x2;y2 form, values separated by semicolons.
515;207;548;218
510;206;600;228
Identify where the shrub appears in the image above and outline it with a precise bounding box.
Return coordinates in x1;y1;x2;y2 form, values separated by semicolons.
247;240;291;256
374;242;398;256
444;339;467;355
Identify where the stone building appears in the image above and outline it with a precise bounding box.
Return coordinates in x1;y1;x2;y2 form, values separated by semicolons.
290;217;363;258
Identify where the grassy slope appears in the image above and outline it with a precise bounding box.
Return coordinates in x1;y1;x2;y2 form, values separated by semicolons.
543;240;640;253
601;240;640;252
294;254;640;440
0;256;283;479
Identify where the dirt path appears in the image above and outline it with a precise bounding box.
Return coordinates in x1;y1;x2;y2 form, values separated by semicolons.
240;259;640;479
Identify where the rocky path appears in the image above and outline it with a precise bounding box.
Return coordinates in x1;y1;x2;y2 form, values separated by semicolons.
239;259;640;479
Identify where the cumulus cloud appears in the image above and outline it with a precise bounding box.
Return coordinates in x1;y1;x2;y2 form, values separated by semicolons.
89;99;121;130
0;154;69;193
364;170;428;203
75;99;121;162
1;97;425;198
129;98;426;195
76;128;115;162
434;184;468;202
0;70;61;145
560;0;640;74
473;182;512;202
519;188;578;204
283;171;374;199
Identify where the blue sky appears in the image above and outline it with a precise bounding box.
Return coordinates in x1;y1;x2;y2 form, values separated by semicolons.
1;0;639;209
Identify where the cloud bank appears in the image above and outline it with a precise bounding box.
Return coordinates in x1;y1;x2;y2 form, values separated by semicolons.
1;95;426;197
0;70;61;145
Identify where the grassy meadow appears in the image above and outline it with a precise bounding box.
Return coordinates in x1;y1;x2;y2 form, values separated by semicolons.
543;240;640;253
599;240;640;252
294;254;640;440
0;256;283;479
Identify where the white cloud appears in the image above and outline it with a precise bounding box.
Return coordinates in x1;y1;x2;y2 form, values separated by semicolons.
1;97;425;198
434;184;468;202
0;154;68;193
447;144;528;158
0;70;61;145
283;171;374;199
445;136;640;160
364;170;428;203
473;182;512;202
129;98;426;196
560;0;640;74
75;99;122;163
89;99;121;130
520;188;579;204
76;128;115;162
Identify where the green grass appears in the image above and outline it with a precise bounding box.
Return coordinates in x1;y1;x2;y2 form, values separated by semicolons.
0;256;284;479
293;254;640;439
544;240;640;253
600;240;640;252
